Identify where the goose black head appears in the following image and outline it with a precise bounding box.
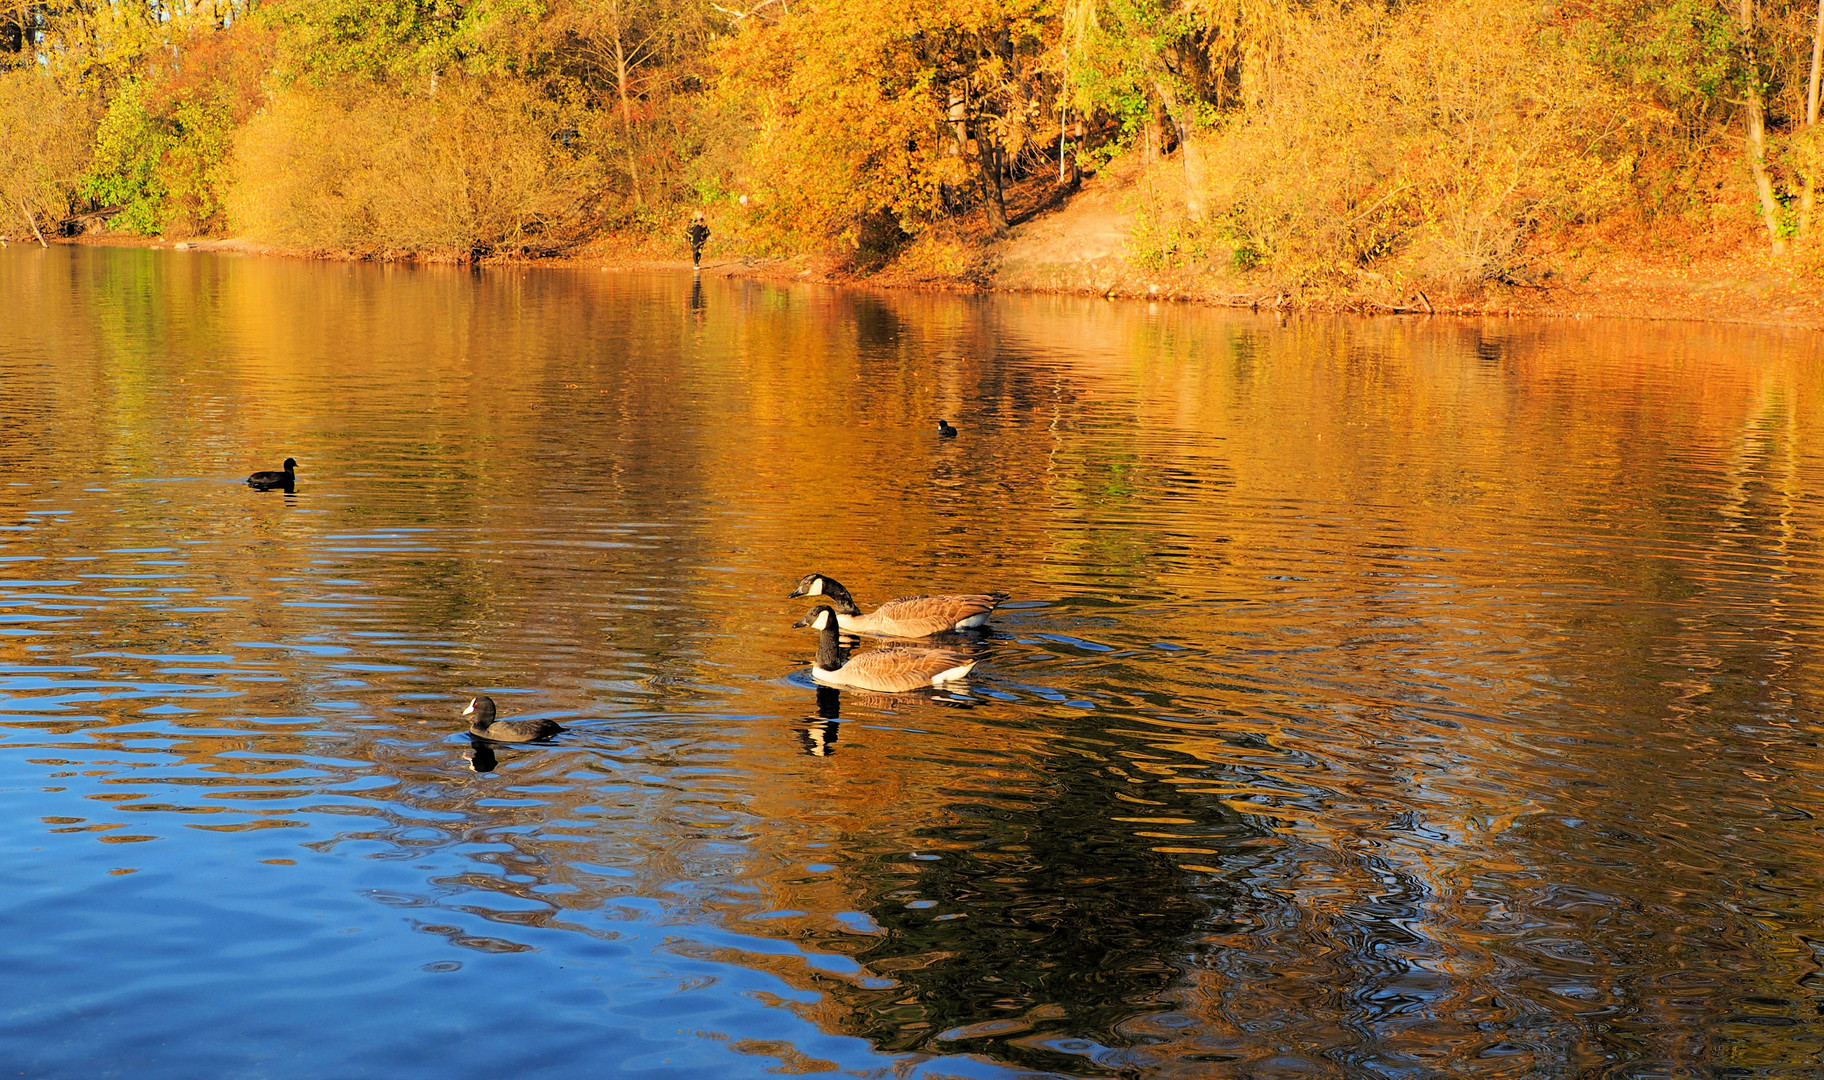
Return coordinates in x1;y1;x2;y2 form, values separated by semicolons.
788;572;831;599
792;605;839;631
794;605;847;669
787;574;860;614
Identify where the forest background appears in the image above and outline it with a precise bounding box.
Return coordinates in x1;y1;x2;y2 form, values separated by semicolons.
2;0;1823;313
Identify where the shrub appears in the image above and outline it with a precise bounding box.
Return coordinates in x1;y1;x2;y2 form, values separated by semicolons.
227;77;592;257
1199;0;1631;286
76;28;274;237
81;81;171;234
0;70;95;238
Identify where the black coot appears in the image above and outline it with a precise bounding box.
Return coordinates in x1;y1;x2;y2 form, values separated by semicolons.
247;458;298;491
462;696;565;742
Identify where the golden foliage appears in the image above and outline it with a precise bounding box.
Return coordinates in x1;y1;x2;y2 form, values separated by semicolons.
0;70;96;237
1785;122;1824;189
8;0;1822;271
711;1;958;251
225;77;590;258
1198;0;1632;285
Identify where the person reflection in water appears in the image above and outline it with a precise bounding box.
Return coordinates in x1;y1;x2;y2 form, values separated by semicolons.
689;275;704;320
686;212;709;269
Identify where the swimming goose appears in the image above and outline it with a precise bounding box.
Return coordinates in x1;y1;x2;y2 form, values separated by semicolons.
787;573;1006;637
794;605;976;692
247;458;298;491
936;419;957;437
462;695;565;742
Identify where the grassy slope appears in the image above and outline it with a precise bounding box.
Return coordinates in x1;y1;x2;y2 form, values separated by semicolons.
872;152;1824;330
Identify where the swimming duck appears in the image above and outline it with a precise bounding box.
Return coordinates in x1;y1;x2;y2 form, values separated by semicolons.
787;573;1006;637
462;695;565;742
794;605;977;692
247;458;297;491
936;419;957;437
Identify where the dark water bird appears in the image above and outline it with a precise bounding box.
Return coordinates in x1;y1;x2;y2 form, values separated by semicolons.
788;572;1007;637
936;419;957;437
794;605;977;692
246;458;297;491
462;695;565;743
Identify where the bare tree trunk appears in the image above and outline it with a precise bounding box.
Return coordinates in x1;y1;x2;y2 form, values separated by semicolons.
1811;0;1824;125
1057;45;1068;184
947;86;968;156
1154;80;1203;216
954;78;1006;232
612;8;644;208
0;3;25;61
20;198;46;247
1800;0;1823;238
975;128;1008;234
1740;0;1788;252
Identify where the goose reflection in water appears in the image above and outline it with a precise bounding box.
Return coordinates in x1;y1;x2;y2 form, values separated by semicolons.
797;683;982;757
799;721;839;757
799;687;843;756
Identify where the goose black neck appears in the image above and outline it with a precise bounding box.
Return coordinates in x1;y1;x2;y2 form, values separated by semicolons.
822;579;862;616
815;613;845;669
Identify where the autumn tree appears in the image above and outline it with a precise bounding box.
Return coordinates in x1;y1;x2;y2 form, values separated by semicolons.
712;0;1058;248
0;69;94;243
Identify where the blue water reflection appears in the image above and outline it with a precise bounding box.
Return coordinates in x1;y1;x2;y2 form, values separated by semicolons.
2;245;1823;1077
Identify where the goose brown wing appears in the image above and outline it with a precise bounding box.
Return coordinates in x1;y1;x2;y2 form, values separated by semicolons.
825;646;976;693
857;593;1006;637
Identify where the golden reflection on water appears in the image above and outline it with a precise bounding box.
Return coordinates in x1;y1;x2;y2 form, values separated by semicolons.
2;246;1823;1076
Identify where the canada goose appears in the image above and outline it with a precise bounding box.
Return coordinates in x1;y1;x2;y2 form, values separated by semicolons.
462;695;565;742
247;458;297;491
794;605;976;692
787;573;1007;637
936;419;957;437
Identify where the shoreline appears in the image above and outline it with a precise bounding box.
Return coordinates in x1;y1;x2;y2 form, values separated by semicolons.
26;224;1824;333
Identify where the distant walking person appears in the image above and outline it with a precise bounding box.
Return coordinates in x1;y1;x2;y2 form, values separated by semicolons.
686;212;709;269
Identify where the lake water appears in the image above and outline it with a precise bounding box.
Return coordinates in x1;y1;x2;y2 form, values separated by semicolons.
2;245;1823;1078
